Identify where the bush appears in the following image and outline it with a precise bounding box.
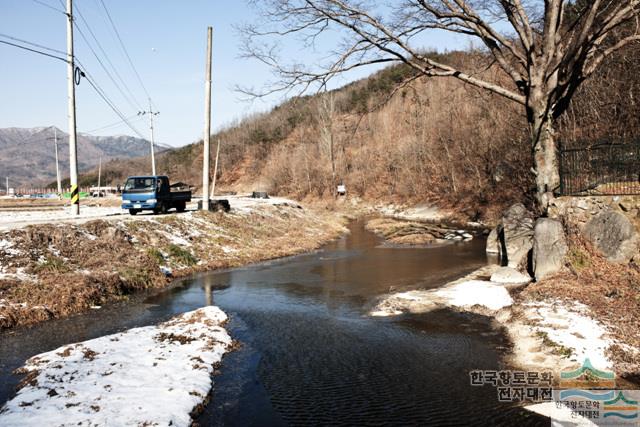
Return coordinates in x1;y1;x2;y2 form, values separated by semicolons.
167;244;198;266
119;267;155;288
34;255;69;274
147;248;165;264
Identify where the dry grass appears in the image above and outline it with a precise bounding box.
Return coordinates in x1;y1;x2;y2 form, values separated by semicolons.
0;206;347;330
520;229;640;377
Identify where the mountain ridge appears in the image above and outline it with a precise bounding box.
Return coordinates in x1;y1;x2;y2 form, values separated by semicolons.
0;126;171;187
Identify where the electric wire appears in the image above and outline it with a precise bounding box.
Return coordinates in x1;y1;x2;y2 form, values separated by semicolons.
0;32;67;56
29;0;66;14
0;37;149;145
97;0;156;109
78;62;147;139
0;39;67;62
82;114;143;134
72;16;141;113
19;0;154;144
73;3;143;111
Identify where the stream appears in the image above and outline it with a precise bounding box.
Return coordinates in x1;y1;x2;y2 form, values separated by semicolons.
0;220;547;425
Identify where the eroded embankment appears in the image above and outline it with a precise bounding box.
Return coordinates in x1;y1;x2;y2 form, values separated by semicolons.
0;202;347;329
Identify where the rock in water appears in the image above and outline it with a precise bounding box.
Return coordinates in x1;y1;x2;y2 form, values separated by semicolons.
532;218;568;281
584;210;639;263
501;203;534;268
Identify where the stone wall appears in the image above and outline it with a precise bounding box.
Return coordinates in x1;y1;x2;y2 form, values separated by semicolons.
549;195;640;232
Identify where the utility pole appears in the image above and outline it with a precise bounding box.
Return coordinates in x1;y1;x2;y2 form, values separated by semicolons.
97;156;101;197
47;128;63;195
138;100;159;175
5;177;8;196
66;0;80;215
54;128;62;194
210;139;220;199
201;26;213;210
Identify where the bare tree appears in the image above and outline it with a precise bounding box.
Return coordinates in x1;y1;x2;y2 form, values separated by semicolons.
241;0;640;211
317;92;337;195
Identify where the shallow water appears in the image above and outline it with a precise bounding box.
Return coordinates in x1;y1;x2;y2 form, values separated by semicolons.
0;221;546;425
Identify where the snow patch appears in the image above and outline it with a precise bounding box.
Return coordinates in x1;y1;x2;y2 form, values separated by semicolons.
0;306;232;427
523;301;613;369
0;239;21;256
371;280;513;316
434;280;513;311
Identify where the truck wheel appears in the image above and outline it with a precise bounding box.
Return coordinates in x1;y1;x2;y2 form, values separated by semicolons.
160;202;168;215
176;201;186;213
129;209;138;216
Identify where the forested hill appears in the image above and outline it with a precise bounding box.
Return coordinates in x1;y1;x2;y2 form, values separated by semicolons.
80;46;640;221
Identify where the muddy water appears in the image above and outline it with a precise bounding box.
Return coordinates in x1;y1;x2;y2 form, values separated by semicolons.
0;221;547;425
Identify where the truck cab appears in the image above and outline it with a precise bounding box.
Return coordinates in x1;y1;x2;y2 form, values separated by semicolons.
121;175;191;215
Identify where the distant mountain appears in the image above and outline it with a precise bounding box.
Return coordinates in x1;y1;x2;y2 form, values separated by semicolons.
0;126;169;187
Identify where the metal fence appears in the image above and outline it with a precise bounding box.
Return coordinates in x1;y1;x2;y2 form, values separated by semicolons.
559;141;640;196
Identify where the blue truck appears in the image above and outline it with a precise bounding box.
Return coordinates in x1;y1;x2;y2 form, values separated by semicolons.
121;175;191;215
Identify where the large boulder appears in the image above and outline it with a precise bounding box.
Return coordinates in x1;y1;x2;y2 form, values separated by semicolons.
501;203;534;268
486;226;501;255
532;218;568;281
584;210;639;263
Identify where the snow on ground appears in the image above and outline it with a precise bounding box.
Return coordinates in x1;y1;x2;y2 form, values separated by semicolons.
520;301;614;369
0;195;300;232
370;279;513;316
0;306;232;427
371;268;615;372
221;195;302;214
434;280;513;311
0;206;123;231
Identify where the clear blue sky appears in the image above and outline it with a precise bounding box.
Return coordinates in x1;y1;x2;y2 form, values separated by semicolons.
0;0;471;147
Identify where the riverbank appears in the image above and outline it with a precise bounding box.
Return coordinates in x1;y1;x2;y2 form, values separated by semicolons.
372;262;640;387
0;306;231;426
0;197;348;330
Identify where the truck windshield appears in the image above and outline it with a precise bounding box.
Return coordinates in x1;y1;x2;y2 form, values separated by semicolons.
124;177;155;193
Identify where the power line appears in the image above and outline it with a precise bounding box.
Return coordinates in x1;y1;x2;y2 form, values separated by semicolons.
82;114;143;134
0;32;67;56
73;3;143;111
29;0;66;14
72;14;141;113
0;39;67;62
79;64;147;139
98;0;155;108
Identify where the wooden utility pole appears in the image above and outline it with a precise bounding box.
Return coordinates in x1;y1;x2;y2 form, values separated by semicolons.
54;128;62;194
139;100;159;176
201;26;213;210
46;128;63;196
66;0;79;215
210;139;220;199
97;156;101;197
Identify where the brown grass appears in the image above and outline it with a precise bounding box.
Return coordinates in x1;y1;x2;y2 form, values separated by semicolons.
0;206;347;330
520;228;640;376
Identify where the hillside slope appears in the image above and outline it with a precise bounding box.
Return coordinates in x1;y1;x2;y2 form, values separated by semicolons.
79;46;640;221
0;127;167;187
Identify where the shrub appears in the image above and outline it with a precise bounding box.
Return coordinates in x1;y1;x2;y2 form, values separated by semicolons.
147;248;165;264
167;244;198;266
34;255;69;274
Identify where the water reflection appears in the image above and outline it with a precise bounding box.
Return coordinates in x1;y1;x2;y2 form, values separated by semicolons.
1;220;546;426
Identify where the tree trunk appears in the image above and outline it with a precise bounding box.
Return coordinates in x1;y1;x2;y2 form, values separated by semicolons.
530;109;560;214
